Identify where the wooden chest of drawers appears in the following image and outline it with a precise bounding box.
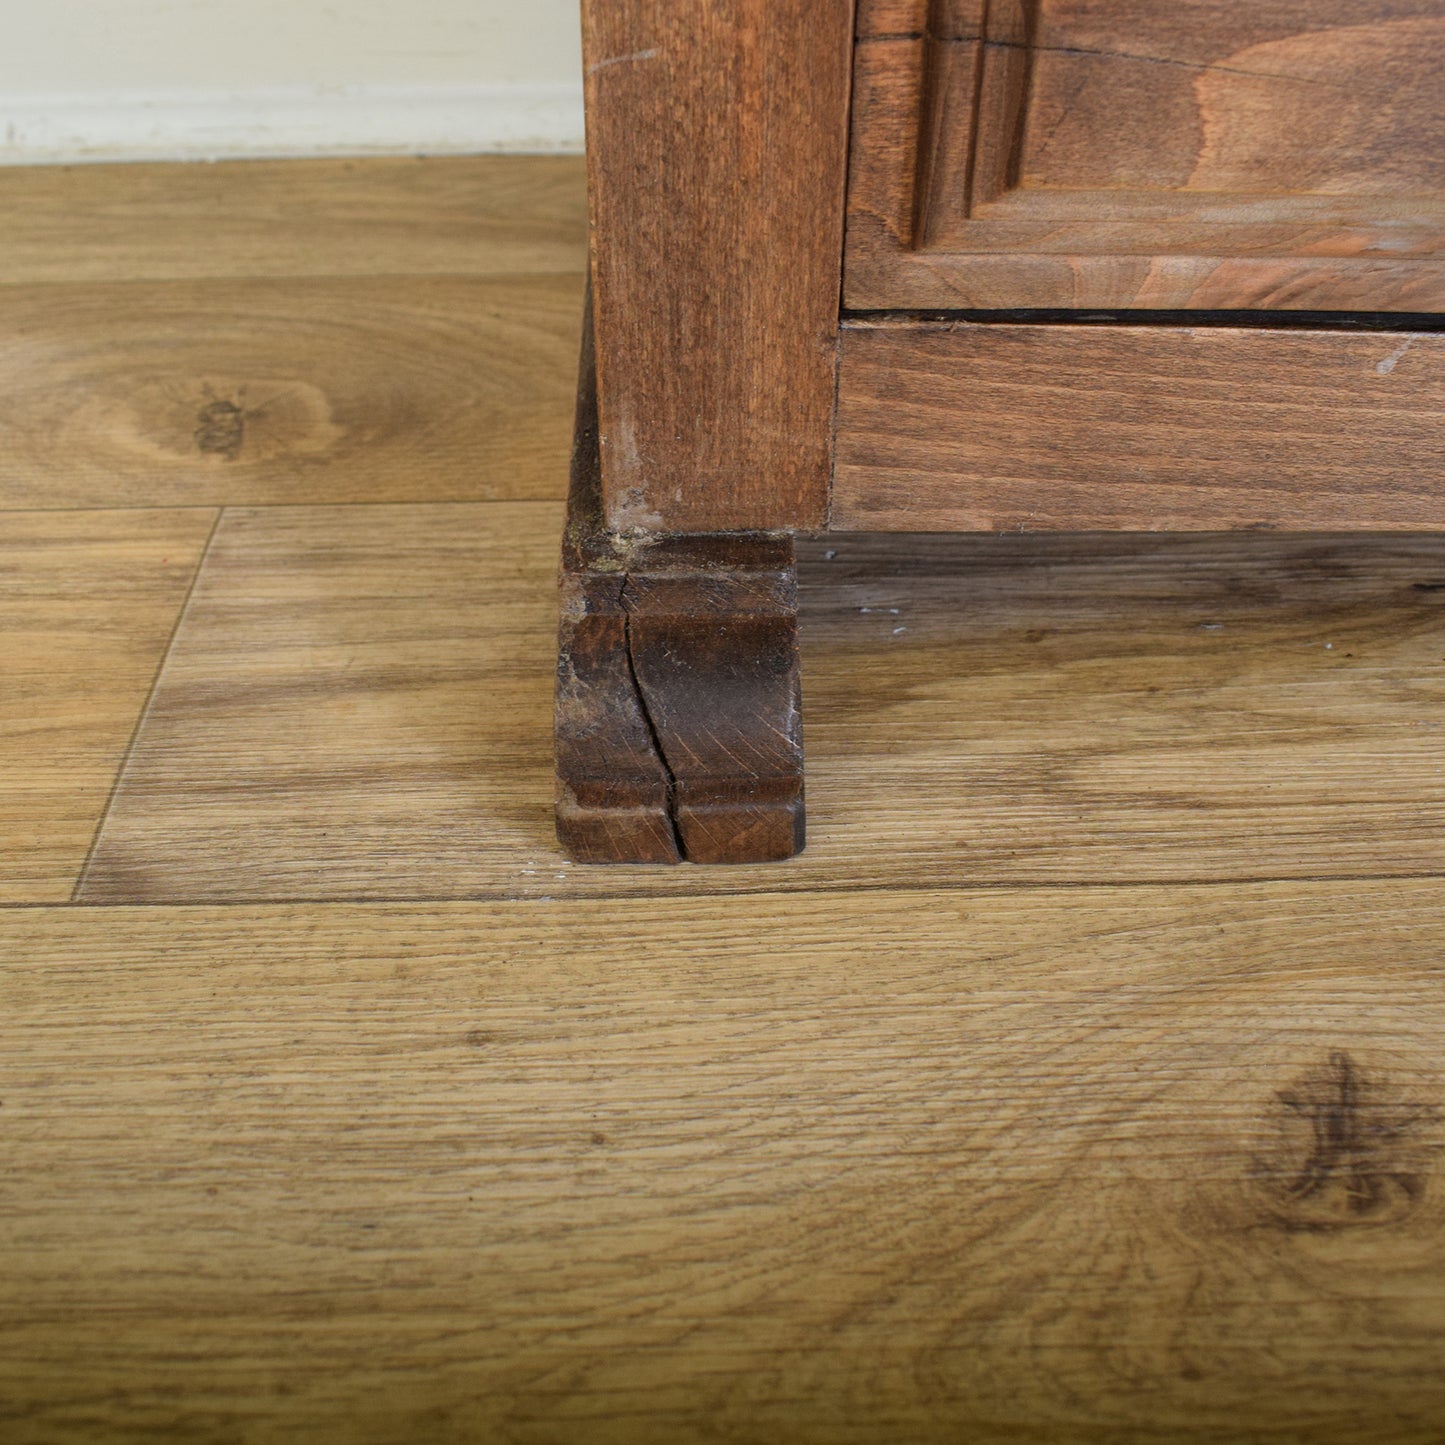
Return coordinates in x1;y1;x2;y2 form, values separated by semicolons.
556;0;1445;863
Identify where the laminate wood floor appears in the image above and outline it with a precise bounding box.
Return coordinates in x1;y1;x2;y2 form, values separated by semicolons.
4;156;1445;1445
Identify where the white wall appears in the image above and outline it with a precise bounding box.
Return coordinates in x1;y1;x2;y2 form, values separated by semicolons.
0;0;584;164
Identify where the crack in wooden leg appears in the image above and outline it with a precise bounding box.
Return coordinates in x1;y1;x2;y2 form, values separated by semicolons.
620;586;686;861
617;566;805;864
554;565;683;865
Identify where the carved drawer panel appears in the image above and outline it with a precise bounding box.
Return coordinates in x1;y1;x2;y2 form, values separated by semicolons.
847;0;1445;309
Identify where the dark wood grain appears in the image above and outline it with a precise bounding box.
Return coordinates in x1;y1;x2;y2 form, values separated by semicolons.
835;319;1445;531
858;0;983;37
847;1;1445;309
556;317;805;864
582;0;853;531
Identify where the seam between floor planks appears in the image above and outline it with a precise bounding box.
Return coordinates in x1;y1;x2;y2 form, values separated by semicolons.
69;509;224;903
0;869;1432;912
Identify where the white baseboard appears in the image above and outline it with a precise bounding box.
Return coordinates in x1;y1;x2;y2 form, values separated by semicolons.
0;83;585;165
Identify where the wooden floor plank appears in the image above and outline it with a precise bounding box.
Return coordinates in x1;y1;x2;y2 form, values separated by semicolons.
0;508;217;902
0;155;586;284
78;507;1445;903
4;881;1445;1442
0;275;582;510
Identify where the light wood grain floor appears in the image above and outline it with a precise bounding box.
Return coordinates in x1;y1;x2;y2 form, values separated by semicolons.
4;156;1445;1445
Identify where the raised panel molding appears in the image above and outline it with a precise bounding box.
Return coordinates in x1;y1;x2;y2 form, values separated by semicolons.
847;0;1445;309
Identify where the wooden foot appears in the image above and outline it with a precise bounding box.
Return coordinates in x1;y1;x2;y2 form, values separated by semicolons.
554;329;805;865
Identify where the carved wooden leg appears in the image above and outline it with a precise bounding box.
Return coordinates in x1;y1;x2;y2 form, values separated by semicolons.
554;335;805;865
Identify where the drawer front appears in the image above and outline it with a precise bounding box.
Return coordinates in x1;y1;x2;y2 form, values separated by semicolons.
834;321;1445;530
846;0;1445;310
